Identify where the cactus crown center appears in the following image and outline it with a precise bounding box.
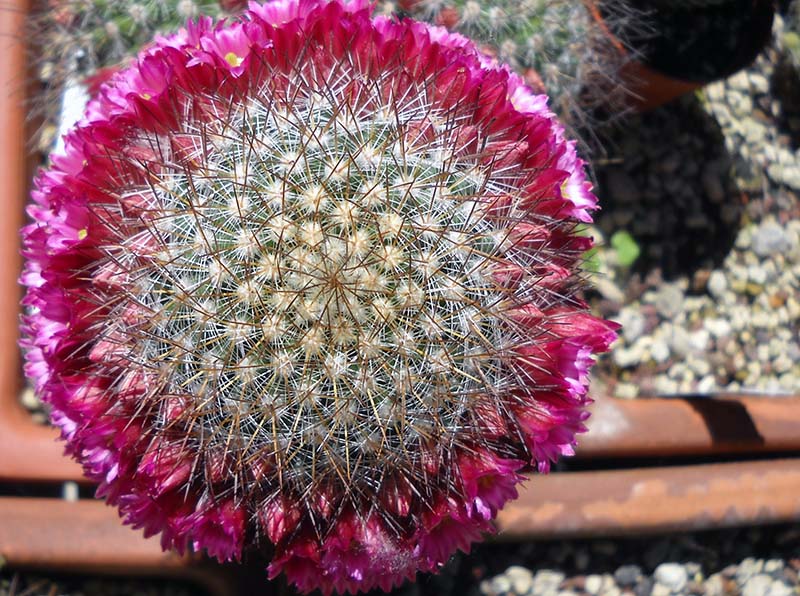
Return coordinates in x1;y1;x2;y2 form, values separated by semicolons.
103;64;530;489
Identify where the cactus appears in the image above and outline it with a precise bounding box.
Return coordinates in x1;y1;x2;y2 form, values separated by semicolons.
29;0;227;151
36;0;224;72
381;0;643;133
21;0;617;592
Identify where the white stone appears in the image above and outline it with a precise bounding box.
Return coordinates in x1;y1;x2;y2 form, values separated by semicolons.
20;386;39;410
654;375;679;395
584;575;603;595
613;346;642;369
654;563;688;593
650;583;672;596
768;580;793;596
752;221;792;257
617;309;646;343
488;574;511;595
707;270;728;299
750;73;770;93
729;71;751;91
654;283;685;319
737;558;764;583
704;574;725;596
531;569;563;594
743;574;773;596
741;114;760;140
705;318;732;339
688;329;711;353
697;375;717;394
688;356;711;377
735;226;754;250
704;82;726;102
668;326;692;357
62;481;79;502
506;566;534;595
764;560;784;575
595;277;625;303
650;339;671;364
614;382;639;400
749;265;768;286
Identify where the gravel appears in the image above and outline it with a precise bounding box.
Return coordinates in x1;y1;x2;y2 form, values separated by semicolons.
653;563;688;593
458;524;800;596
589;12;800;396
4;522;796;596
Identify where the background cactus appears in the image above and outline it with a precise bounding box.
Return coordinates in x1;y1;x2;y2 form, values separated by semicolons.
378;0;644;139
44;0;223;68
29;0;227;152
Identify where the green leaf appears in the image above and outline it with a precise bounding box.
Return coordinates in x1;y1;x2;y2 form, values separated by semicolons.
610;230;640;268
784;31;800;53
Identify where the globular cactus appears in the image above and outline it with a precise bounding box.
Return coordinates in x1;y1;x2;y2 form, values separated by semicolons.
30;0;226;151
36;0;235;74
383;0;641;133
21;0;617;592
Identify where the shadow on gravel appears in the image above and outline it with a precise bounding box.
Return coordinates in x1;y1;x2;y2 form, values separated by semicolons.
588;95;743;281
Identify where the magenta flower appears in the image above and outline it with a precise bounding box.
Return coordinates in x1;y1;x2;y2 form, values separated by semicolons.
21;0;618;593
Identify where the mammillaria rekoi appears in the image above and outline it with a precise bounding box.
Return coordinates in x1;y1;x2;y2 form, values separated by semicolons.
21;0;618;592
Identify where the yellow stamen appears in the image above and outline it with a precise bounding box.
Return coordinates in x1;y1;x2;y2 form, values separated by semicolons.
225;52;243;67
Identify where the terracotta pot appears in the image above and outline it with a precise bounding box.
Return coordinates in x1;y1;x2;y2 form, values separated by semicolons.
586;0;776;110
496;458;800;539
0;499;257;596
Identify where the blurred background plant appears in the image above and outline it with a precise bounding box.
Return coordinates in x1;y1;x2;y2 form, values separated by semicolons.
28;0;229;152
375;0;648;146
784;0;800;67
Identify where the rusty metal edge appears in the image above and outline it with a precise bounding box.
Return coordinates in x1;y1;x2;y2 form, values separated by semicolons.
0;497;245;596
495;457;800;539
578;392;800;458
4;459;798;578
